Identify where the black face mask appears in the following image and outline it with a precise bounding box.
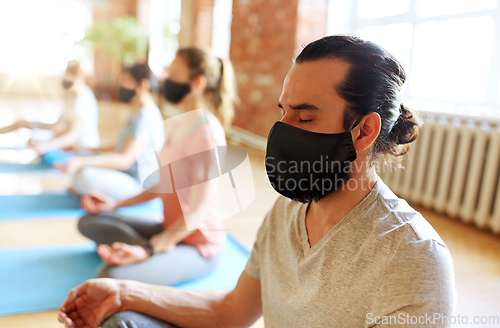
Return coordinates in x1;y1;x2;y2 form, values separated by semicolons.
118;86;137;103
62;80;73;90
265;116;363;200
162;78;191;104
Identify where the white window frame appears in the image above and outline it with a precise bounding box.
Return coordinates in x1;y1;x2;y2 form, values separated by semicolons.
327;0;500;111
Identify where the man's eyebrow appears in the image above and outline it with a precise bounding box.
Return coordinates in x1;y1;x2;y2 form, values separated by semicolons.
277;102;319;110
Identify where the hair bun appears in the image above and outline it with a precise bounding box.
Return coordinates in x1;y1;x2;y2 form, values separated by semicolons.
389;103;420;147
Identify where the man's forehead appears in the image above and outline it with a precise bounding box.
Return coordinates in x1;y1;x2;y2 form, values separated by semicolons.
280;59;350;104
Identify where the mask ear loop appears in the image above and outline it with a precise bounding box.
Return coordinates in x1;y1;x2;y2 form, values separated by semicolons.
348;116;364;132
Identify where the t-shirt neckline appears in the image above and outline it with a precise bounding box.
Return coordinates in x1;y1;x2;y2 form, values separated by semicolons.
298;176;381;256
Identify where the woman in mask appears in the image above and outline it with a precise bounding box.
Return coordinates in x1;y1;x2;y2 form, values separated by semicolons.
77;47;238;286
60;63;164;202
0;61;100;165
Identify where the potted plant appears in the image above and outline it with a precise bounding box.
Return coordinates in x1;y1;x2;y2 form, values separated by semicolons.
81;16;148;99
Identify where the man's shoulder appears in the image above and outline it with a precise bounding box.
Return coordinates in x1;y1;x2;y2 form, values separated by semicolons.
258;196;304;232
269;195;304;218
372;182;449;255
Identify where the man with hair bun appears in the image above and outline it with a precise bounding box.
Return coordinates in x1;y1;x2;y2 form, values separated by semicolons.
59;36;455;328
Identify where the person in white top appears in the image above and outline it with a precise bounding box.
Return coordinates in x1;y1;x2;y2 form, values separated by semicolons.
58;63;164;202
0;61;100;155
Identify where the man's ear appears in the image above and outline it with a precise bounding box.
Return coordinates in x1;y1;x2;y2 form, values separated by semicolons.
353;112;381;152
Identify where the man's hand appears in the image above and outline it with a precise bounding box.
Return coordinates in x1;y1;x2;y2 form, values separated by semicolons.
58;278;123;328
81;191;117;213
96;243;150;266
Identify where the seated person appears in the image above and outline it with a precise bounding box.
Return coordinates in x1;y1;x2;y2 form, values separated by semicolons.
0;61;100;165
76;47;238;286
59;36;456;328
60;63;165;202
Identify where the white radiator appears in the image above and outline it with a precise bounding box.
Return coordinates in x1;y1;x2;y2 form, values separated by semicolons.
378;112;500;234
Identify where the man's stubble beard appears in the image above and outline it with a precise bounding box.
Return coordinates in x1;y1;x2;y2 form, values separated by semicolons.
292;162;353;204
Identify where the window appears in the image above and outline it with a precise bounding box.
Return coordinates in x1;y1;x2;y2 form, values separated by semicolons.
211;0;233;59
0;0;92;76
146;0;181;76
327;0;500;110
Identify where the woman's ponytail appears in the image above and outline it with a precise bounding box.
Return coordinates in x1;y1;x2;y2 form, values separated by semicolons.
214;58;239;129
177;48;239;129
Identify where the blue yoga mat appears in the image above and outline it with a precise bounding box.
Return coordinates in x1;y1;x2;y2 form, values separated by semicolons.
0;150;73;172
0;162;51;173
0;235;249;316
40;150;74;167
0;193;164;220
174;235;250;290
0;243;102;316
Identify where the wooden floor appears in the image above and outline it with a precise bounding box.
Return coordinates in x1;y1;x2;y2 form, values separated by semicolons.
0;97;499;327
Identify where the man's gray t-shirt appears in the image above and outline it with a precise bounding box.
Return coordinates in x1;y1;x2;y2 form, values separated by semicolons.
245;177;456;327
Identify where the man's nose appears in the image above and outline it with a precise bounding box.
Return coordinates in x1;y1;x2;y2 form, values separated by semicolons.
280;113;295;127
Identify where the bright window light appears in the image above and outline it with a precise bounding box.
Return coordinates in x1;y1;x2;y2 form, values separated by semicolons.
330;0;500;108
410;16;494;103
0;0;90;76
211;0;233;59
357;23;413;71
357;0;410;19
147;0;181;76
416;0;498;18
497;78;500;104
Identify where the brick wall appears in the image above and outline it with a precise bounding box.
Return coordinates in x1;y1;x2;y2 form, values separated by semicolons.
89;0;328;129
179;0;214;48
92;0;138;86
295;0;329;55
193;0;214;47
230;0;329;137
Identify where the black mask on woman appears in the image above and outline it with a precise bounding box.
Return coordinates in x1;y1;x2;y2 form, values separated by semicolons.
162;79;191;104
118;86;137;103
265;116;363;200
62;80;73;90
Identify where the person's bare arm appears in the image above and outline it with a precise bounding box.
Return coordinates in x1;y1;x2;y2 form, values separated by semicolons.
81;189;158;213
88;144;116;152
0;121;25;134
64;143;116;153
0;119;60;134
78;137;138;170
59;272;262;328
150;216;191;253
122;272;262;327
116;190;158;207
31;113;68;132
150;158;218;252
32;116;83;153
59;137;140;173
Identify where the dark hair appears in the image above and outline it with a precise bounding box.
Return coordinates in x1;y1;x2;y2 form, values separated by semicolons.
126;63;158;92
295;35;421;166
177;47;238;129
